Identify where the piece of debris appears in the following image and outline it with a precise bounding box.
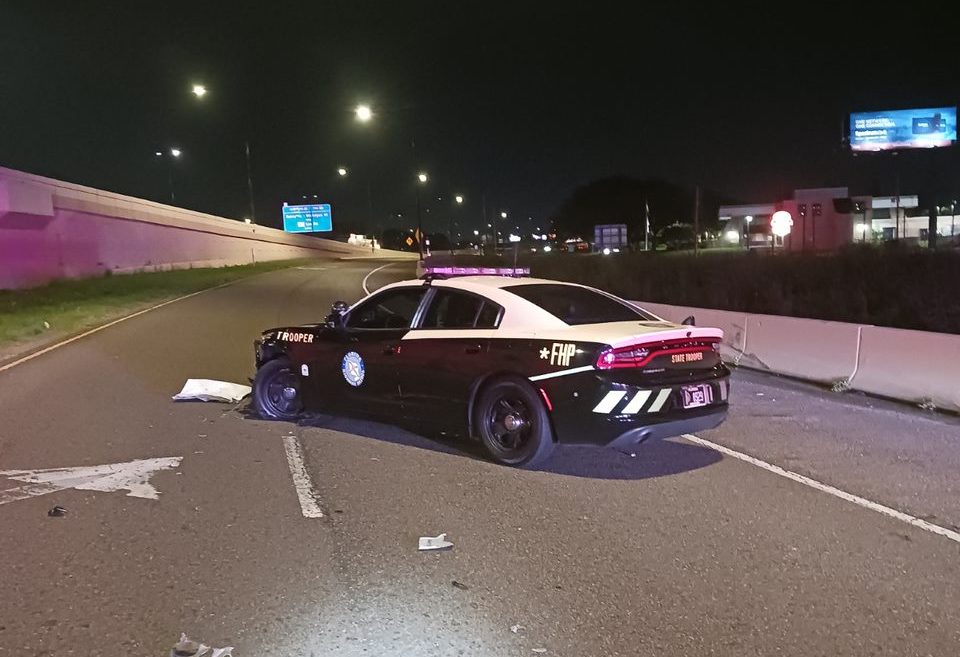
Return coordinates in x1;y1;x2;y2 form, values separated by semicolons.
418;533;454;551
170;633;233;657
510;624;525;634
47;505;67;518
532;649;547;654
755;392;764;397
42;321;51;330
172;379;252;403
451;580;469;590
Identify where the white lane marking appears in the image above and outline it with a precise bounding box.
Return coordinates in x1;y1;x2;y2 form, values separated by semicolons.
282;434;324;518
621;390;652;414
682;433;960;545
0;457;183;504
647;388;672;412
0;282;234;374
592;390;627;414
528;365;595;382
362;262;396;295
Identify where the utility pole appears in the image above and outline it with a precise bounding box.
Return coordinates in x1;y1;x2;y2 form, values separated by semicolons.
644;197;650;251
693;185;701;255
482;193;488;254
245;141;256;222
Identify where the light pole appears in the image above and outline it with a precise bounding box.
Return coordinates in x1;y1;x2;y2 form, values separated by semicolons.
155;147;182;204
416;172;428;259
187;83;257;222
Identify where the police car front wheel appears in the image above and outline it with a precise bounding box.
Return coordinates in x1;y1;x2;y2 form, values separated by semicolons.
475;377;554;467
253;358;303;420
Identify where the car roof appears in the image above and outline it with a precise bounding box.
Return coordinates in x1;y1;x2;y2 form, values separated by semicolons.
363;276;665;333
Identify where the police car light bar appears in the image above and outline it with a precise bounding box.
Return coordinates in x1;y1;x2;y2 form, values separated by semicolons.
421;266;530;279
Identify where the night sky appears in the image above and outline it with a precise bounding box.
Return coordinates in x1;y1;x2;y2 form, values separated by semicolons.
2;2;958;234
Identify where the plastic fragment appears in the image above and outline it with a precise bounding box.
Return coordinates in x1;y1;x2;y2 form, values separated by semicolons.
418;533;453;551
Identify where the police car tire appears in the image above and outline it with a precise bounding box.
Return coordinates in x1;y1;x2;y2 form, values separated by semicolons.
253;357;303;420
475;376;555;467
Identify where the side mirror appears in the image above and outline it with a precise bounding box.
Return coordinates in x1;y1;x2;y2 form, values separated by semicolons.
681;315;696;326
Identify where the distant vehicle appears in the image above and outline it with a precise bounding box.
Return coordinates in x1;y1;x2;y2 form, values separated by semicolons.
252;269;730;466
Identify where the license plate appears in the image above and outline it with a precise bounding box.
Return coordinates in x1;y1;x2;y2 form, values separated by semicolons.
681;384;713;409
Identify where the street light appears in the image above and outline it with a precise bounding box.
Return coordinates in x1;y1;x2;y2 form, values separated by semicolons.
170;148;182;158
337;167;348;177
355;104;373;122
191;84;207;98
455;195;464;204
500;211;508;219
418;172;428;183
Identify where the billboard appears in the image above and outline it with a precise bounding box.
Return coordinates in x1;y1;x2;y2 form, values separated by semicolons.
282;203;332;233
850;107;957;152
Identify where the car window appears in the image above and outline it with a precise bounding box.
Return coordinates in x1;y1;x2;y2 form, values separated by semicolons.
419;289;482;329
475;300;501;328
502;283;656;325
346;287;426;329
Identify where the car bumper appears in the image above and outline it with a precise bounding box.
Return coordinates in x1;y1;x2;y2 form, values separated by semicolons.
543;372;730;447
604;405;727;452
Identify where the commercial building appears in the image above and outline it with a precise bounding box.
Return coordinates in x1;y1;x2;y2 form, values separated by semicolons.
719;187;959;251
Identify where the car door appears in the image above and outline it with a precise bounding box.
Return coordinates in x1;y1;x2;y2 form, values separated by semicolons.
397;287;504;428
310;286;428;418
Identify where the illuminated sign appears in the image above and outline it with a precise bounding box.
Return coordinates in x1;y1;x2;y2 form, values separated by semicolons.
282;203;332;233
850;107;957;152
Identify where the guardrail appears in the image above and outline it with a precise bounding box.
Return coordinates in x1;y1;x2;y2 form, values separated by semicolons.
636;300;960;414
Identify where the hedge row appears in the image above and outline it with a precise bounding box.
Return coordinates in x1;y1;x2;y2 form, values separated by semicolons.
447;247;960;334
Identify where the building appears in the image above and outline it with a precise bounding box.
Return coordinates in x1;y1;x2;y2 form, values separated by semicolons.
719;187;959;251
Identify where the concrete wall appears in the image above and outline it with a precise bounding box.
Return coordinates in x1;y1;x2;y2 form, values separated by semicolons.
636;300;960;413
0;166;407;289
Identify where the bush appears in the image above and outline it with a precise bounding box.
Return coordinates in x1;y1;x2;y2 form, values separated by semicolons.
443;248;960;334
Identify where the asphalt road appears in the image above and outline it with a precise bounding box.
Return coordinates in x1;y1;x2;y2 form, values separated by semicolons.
2;259;959;656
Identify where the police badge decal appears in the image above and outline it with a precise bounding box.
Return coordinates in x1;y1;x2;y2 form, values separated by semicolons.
341;351;366;387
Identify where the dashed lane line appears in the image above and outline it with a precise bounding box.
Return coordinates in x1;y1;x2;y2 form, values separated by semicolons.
282;434;324;519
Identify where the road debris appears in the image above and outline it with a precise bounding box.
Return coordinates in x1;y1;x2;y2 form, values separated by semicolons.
170;633;233;657
47;505;67;517
451;580;469;590
511;624;525;634
172;379;252;403
418;533;453;551
532;649;547;654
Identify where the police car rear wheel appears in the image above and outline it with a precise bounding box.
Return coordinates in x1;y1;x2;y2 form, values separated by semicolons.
253;358;303;420
476;378;554;467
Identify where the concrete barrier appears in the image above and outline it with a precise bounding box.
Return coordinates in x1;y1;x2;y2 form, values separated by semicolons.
740;314;862;384
0;166;413;289
634;299;960;413
635;301;748;363
851;326;960;413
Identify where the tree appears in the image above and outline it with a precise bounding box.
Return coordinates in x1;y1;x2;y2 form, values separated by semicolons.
553;176;731;245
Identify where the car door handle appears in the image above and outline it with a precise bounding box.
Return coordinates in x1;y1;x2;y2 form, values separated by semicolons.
464;344;482;354
383;344;401;355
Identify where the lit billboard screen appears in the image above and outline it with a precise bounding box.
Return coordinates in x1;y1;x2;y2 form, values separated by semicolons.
850;107;957;151
282;203;332;233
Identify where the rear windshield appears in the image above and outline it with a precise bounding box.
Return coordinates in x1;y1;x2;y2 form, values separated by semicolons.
503;283;657;325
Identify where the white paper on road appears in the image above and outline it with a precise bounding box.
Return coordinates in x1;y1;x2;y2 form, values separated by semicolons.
170;633;234;657
0;456;183;506
172;379;252;403
418;533;454;551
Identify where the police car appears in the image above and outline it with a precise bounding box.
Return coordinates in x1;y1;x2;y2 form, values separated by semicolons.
252;267;730;466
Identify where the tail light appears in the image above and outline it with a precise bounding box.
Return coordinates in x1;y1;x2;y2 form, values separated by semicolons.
596;339;719;369
596;345;651;369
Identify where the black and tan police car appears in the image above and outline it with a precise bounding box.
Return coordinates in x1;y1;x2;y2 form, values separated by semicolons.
252;267;730;466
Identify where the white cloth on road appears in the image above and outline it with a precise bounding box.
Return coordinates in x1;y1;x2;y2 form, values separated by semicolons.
172;379;252;403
